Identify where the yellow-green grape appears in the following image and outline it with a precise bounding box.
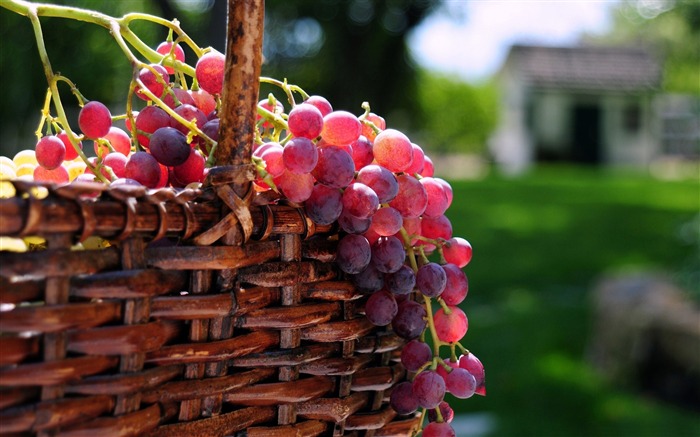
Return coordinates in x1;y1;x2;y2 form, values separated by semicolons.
15;164;36;178
0;181;16;198
0;156;16;170
0;237;28;253
67;161;87;181
13;149;38;167
0;163;17;180
81;236;111;249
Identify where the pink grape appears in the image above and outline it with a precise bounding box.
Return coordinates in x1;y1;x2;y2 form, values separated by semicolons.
436;358;459;382
149;127;191;167
173;149;206;185
135;105;170;147
163;87;196;109
423;422;455;437
356;164;398;204
98;126;131;157
321;110;362;146
189;88;217;116
404;143;426;175
169;103;207;135
350;135;373;170
33;165;69;184
362;112;385;141
283;137;318;174
124;151;160;188
421;155;435;177
273;170;314;203
136;64;169;101
389;174;428;218
400;339;432;372
351;263;384;293
195;50;225;94
35;135;65;170
443;237;473;268
305;184;343;225
305;95;333;117
336;234;371;274
434;306;468;343
369;206;402;237
386;264;416;295
392;299;427;339
103;152;127;179
156;41;185;74
78;101;111;139
372;128;413;172
342;182;379;220
427;401;454;424
259;144;285;178
288;103;324;139
436;178;453;209
398;216;422;246
421;215;453;242
258;98;284;129
364;289;398;326
371;235;405;274
56;131;82;161
442;264;468;306
390;381;419;415
445;367;477;399
459;352;486;396
413;370;445;409
416;263;447;298
312;145;355;188
421;177;450;217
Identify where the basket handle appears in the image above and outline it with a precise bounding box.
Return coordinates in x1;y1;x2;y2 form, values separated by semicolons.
215;0;264;170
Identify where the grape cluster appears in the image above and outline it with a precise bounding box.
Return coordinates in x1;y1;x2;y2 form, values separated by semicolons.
0;13;485;436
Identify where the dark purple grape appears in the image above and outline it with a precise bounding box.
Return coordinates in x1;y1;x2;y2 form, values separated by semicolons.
351;263;384;293
416;262;447;298
364;289;398;326
312;145;355;188
413;370;445;409
336;234;371;274
356;164;399;204
371;236;405;274
338;210;371;234
149;127;191;167
386;264;416;295
124;151;160;188
401;339;432;372
392;299;427;340
305;184;343;225
390;381;419;415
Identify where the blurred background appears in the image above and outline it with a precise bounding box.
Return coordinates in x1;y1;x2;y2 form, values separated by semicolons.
1;0;698;435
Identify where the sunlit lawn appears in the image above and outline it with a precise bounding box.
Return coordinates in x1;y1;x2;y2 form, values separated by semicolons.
444;165;699;437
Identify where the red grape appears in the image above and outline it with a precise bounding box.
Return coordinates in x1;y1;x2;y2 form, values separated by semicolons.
369;206;402;237
427;401;454;424
312;145;355;188
98;126;131;157
124;151;160;188
169;103;207;135
362;112;385;141
321;110;362;146
441;264;468;306
342;182;379;220
305;184;343;225
373;128;413;172
195;50;225;94
35;135;65;170
103;152;127;179
389;174;427;218
273;170;314;203
421;177;450;217
288;103;323;139
459;352;486;396
283;137;318;174
173;149;206;185
338;210;371;234
416;262;446;298
79;101;111;139
163;87;196;109
136;64;169;101
56;131;82;161
351;263;384;293
421;155;435;177
434;306;468;344
443;237;473;268
156;41;185;74
356;164;398;204
423;422;455;437
371;235;405;274
404;143;426;176
445;367;476;399
350;135;373;170
386;264;416;295
305;95;333;117
189;88;217;116
135;105;170;147
33;165;69;184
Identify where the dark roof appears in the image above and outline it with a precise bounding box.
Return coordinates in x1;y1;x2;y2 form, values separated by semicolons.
504;44;662;92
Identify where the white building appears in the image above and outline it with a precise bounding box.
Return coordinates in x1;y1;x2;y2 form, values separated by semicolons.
490;44;663;173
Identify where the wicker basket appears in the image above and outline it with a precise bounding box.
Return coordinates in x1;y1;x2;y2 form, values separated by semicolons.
0;1;421;435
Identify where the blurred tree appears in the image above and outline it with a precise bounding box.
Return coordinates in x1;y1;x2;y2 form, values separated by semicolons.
414;70;498;154
586;0;700;95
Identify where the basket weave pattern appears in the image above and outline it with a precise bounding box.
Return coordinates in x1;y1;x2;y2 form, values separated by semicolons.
0;170;420;436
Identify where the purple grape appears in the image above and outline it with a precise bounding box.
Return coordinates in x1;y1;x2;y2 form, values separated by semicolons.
445;367;477;399
351;263;384;293
336;234;371;274
416;262;447;298
305;184;343;225
371;236;405;274
364;289;398;326
386;264;416;295
390;381;419;415
149;127;191;167
356;164;399;203
400;339;432;372
392;299;427;339
413;370;445;409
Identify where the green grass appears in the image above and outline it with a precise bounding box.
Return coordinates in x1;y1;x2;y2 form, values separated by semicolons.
443;165;699;437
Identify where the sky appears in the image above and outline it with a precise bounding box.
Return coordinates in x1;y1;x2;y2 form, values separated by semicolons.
408;0;621;81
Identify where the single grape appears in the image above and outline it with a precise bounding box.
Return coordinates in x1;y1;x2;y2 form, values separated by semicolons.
98;126;131;157
149;127;191;167
459;352;486;396
195;50;225;94
169;103;208;136
103;152;127;179
390;381;419;415
421;177;450;217
372;128;413;173
364;289;398;326
404;143;426;176
436;358;459;382
361;112;385;142
422;422;456;437
33;165;69;184
288;103;324;139
371;235;405;274
305;95;333;117
421;155;435;177
155;163;170;189
156;41;185;74
443;237;473;268
356;164;398;204
173;149;206;185
56;131;82;161
258;98;284;129
336;234;371;274
321;110;362;146
350;135;373;170
392;299;427;340
398;216;422;246
400;339;432;372
13;149;38;168
427;401;454;424
413;370;446;409
445;367;477;399
198;118;219;155
342;182;379;220
385;264;416;295
351;263;384;293
389;174;428;218
305;184;343;225
124;151;161;188
136;64;169;101
283;137;318;174
312;144;355;188
189;88;217;116
435;178;453;209
434;306;468;344
135;105;170;147
35;135;66;170
442;264;468;306
273;170;314;203
78;101;112;139
416;262;447;298
369;206;402;237
421;215;453;242
163;87;196;109
338;209;371;234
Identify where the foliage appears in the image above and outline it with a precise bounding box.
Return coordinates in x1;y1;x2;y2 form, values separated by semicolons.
413;71;498;155
446;165;699;436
